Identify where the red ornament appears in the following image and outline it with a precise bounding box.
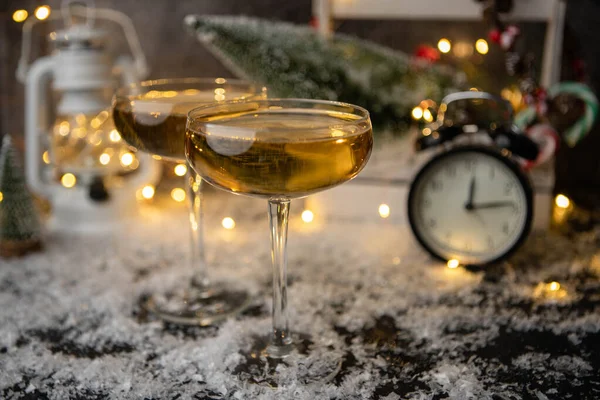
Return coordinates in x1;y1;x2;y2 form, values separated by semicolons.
489;29;501;44
414;45;440;63
309;16;319;29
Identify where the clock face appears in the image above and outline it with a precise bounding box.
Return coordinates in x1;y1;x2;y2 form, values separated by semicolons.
408;147;533;265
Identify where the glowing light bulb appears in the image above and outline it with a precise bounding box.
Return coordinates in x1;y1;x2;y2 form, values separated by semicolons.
378;204;390;218
99;153;111;165
411;107;424;120
171;188;186;202
42;151;50;164
120;153;134;167
222;217;236;230
423;109;433;122
475;39;489;55
141;185;155;199
555;194;570;209
61;173;76;188
548;281;560;292
301;210;314;223
12;9;28;22
109;129;121;142
438;38;451;54
35;6;50;20
174;164;187;176
447;259;460;269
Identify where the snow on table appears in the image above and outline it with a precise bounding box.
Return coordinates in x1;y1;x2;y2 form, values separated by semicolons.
1;189;599;399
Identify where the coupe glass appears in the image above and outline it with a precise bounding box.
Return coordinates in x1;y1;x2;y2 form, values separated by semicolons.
186;99;373;382
112;78;267;325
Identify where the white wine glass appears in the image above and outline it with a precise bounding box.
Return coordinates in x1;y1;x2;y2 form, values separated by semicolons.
186;98;373;382
112;78;267;325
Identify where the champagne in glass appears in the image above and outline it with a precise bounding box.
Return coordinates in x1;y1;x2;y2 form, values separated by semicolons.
113;78;266;325
186;99;373;381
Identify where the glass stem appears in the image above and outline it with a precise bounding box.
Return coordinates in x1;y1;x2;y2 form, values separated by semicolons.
187;170;209;289
267;199;293;358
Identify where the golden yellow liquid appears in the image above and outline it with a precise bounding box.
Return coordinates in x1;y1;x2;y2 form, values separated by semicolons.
113;91;256;161
186;111;373;198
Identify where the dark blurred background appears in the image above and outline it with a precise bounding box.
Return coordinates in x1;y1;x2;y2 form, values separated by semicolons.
1;0;599;208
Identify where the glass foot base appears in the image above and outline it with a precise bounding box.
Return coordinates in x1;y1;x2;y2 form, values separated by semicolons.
233;334;343;387
142;282;251;326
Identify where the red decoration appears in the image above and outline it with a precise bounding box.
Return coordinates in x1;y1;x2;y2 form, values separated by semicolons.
489;29;501;44
309;16;319;29
414;45;440;63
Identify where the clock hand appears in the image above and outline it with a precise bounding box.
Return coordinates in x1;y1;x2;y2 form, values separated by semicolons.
471;201;515;210
465;176;476;210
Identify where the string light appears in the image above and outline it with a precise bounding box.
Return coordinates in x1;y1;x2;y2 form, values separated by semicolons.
120;153;134;167
141;185;155;199
378;204;390;218
61;173;76;188
0;192;3;202
34;5;50;20
447;259;460;269
171;188;186;202
301;210;314;223
555;194;570;209
59;121;70;136
423;109;433;122
12;9;28;22
437;38;451;54
109;129;121;142
475;39;489;55
174;164;187;176
99;153;111;165
42;151;50;164
222;217;236;230
411;107;423;120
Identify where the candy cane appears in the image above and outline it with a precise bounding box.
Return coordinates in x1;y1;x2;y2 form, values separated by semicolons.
547;82;599;147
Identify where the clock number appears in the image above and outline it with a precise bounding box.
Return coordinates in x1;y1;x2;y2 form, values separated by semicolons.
502;222;509;235
489;167;495;180
428;219;437;228
464;241;472;252
423;198;431;208
487;236;495;250
446;165;457;177
431;180;443;192
465;159;476;172
504;181;515;195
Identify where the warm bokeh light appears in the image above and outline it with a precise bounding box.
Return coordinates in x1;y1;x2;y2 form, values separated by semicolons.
378;204;390;218
392;256;401;265
12;9;28;23
109;129;121;142
171;188;186;202
423;109;433;122
141;185;155;199
447;259;460;269
222;217;236;230
422;128;432;136
555;194;570;209
42;151;50;164
174;164;187;176
453;42;473;58
0;192;3;203
120;153;134;167
99;153;111;165
301;209;314;223
475;39;489;55
411;107;424;120
34;6;51;20
548;281;560;292
61;173;76;188
437;38;451;54
59;121;70;136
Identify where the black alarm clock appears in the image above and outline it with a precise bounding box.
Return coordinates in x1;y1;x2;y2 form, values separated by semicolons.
408;92;538;265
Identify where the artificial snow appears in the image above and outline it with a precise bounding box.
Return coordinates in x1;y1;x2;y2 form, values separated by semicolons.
1;185;599;399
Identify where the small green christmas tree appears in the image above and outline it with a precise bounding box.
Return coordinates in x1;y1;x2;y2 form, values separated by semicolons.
184;15;463;133
0;135;42;257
